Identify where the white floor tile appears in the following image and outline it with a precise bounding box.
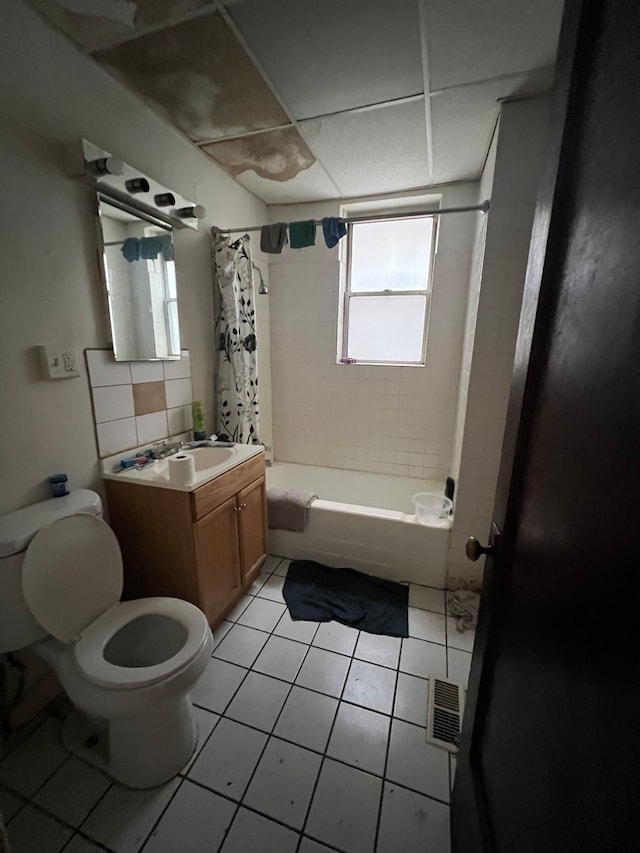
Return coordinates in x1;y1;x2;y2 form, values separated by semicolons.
399;638;447;679
409;584;446;614
274;558;291;577
446;617;476;652
191;658;247;714
262;555;284;574
220;807;298;853
394;673;429;727
213;624;269;668
187;718;267;801
306;759;382;853
142;780;235;853
295;648;350;698
327;703;390;776
354;632;401;669
312;622;359;655
274;611;318;644
377;781;451;853
6;804;72;853
186;707;219;771
257;574;286;603
63;835;106;852
0;719;68;797
226;594;253;622
238;598;286;632
447;648;472;686
81;779;179;853
386;719;450;802
226;672;290;732
34;757;110;826
253;635;308;682
244;738;322;829
273;687;338;752
408;608;446;644
342;659;396;715
0;787;24;822
213;621;233;647
247;572;270;595
299;839;335;853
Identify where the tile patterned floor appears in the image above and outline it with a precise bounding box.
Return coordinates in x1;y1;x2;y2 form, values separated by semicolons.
0;556;474;853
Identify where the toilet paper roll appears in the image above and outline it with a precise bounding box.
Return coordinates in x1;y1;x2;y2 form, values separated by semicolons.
168;453;196;486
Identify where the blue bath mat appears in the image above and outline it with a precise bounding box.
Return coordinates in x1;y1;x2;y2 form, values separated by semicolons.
283;560;409;637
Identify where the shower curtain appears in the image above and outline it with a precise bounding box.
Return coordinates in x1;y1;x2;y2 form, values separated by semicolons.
212;231;260;444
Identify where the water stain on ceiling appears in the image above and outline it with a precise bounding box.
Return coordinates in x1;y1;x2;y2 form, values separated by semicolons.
201;126;316;181
92;10;290;144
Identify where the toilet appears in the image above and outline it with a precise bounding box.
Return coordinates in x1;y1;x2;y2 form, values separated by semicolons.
0;489;213;789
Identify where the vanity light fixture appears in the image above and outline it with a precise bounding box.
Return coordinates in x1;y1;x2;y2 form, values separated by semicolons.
87;156;124;177
125;177;150;194
177;204;207;220
154;193;176;207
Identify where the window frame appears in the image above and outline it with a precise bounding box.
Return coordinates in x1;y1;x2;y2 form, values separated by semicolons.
340;213;438;367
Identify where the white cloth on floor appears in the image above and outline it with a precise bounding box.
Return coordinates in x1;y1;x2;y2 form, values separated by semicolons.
446;589;480;632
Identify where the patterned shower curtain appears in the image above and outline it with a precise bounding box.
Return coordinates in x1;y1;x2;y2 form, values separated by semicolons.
212;231;260;444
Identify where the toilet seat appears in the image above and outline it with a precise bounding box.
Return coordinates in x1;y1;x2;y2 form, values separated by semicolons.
23;513;211;690
75;597;210;689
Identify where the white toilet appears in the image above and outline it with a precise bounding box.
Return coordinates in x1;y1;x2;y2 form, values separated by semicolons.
0;489;213;788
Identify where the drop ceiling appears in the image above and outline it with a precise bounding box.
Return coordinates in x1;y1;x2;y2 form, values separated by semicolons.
26;0;564;203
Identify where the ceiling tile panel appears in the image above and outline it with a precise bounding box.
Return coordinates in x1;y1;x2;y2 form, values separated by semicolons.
92;11;289;142
234;163;340;205
425;0;563;91
229;0;424;120
26;0;223;51
201;126;315;181
430;74;546;184
299;99;430;198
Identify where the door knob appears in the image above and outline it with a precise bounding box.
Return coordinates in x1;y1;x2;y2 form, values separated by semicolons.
465;537;493;561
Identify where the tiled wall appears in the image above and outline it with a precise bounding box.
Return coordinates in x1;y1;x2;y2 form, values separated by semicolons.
268;184;477;482
447;97;551;584
86;349;193;458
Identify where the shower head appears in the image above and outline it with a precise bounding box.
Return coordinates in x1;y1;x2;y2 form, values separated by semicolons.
252;263;269;295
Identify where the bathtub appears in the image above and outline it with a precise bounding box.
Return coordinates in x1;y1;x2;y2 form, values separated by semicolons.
266;462;452;588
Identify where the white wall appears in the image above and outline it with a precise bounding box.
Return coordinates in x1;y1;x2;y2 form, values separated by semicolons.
267;183;477;480
448;96;551;583
0;0;268;515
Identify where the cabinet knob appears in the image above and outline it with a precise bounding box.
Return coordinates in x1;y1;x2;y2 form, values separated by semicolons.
234;503;248;511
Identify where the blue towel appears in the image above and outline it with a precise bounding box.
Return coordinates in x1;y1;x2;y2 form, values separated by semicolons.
159;234;174;261
140;237;162;260
121;237;140;263
321;217;347;249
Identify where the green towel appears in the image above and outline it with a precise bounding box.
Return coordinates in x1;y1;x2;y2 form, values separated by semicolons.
289;220;316;249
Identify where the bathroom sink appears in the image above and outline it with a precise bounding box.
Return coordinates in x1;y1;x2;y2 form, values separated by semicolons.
191;447;235;470
102;442;264;492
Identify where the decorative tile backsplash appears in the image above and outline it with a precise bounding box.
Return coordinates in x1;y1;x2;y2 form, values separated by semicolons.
86;349;193;457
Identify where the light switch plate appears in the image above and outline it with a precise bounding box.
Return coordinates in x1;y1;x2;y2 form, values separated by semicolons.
39;345;81;379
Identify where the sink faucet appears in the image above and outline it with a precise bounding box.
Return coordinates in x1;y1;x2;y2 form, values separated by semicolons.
149;440;183;459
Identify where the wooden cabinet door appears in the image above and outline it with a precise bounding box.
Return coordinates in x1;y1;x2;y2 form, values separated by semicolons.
193;495;241;624
237;477;268;584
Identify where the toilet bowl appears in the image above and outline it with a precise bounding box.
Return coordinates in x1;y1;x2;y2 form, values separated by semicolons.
0;494;213;789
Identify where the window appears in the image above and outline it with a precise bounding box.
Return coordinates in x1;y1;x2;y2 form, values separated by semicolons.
341;214;436;365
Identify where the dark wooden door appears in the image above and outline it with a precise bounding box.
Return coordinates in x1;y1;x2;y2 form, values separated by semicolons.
452;1;640;851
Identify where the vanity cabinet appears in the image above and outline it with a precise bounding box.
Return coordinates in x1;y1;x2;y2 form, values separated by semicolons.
104;452;267;627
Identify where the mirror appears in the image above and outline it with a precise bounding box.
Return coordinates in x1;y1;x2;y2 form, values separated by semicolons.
98;197;180;360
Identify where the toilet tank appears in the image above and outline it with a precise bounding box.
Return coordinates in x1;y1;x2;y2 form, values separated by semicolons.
0;490;103;652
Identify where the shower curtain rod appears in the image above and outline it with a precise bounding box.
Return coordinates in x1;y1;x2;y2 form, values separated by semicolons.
218;199;490;235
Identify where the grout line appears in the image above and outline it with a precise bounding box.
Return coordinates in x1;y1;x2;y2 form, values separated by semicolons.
212;636;318;853
372;652;401;853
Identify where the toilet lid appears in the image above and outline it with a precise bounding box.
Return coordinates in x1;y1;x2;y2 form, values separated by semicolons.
22;514;123;642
